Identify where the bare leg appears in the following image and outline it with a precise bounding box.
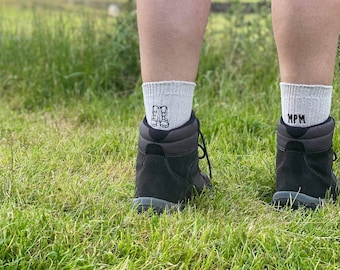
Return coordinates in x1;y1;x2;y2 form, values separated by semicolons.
137;0;211;82
272;0;340;85
137;0;211;130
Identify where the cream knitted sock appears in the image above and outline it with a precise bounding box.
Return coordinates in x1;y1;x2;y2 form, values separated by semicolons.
142;81;195;131
280;82;332;127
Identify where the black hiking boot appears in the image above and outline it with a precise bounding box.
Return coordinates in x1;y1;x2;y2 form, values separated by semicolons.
272;117;338;209
132;112;212;213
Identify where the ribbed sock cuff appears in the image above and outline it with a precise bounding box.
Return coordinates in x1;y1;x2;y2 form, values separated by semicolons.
142;81;195;131
280;83;332;127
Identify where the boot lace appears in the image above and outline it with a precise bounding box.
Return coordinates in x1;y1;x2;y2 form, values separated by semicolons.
197;121;212;179
333;152;338;162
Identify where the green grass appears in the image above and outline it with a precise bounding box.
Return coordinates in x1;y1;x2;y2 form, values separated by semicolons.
1;0;264;10
1;3;340;269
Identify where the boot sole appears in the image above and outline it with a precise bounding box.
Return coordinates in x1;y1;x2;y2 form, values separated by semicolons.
272;191;325;210
132;197;184;214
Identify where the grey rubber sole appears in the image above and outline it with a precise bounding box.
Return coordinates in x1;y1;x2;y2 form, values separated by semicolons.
272;191;325;210
132;197;184;214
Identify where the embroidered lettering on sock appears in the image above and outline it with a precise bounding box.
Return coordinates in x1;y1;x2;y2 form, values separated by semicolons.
287;114;306;125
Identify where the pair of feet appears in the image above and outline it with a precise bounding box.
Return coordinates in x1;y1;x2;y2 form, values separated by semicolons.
132;112;338;213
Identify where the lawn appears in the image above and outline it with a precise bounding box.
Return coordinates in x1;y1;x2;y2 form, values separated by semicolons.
0;2;339;269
